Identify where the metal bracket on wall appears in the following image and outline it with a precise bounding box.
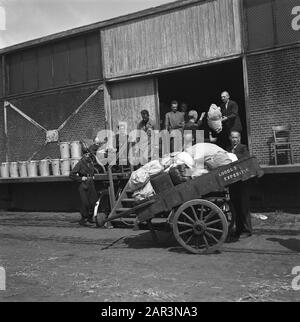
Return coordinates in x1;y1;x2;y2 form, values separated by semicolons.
46;130;59;143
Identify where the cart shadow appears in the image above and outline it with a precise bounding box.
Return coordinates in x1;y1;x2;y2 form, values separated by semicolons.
124;231;178;249
267;237;300;253
123;231;221;255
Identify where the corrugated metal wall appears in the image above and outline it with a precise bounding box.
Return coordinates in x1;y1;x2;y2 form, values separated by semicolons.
245;0;300;51
6;31;102;95
102;0;242;79
109;78;157;132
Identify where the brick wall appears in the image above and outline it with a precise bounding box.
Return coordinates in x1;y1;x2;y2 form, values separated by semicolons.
247;47;300;165
4;84;105;161
0;99;5;162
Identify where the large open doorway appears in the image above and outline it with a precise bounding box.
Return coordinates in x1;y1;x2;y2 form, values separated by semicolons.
158;59;248;144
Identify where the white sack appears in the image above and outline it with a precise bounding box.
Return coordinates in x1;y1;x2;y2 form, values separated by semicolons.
207;104;222;132
133;181;155;201
128;160;164;192
205;151;232;170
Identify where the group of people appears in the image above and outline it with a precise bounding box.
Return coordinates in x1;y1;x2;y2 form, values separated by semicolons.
69;90;252;240
137;91;243;151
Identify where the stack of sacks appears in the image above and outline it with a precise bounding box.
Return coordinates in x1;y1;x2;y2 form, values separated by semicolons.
129;153;195;200
186;143;238;174
161;152;195;173
132;181;156;201
207;104;222;132
128;160;164;201
205;151;234;170
128;146;239;200
173;152;195;170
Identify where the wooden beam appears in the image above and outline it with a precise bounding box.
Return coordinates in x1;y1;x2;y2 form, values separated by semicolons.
261;164;300;174
99;29;112;131
1;55;5;97
105;54;242;83
240;0;248;53
4;79;102;101
3;102;8;161
246;42;300;57
103;83;112;131
0;172;130;184
6;101;47;132
57;84;103;131
154;77;160;130
242;55;252;154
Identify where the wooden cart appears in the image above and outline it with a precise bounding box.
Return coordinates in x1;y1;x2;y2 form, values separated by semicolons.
96;156;264;254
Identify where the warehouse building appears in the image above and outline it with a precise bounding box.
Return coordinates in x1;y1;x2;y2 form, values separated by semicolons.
0;0;299;211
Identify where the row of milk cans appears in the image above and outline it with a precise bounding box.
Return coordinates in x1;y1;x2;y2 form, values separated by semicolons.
0;141;82;178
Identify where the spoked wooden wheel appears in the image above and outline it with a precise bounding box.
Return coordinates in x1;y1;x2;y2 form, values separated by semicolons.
207;197;236;233
172;199;228;254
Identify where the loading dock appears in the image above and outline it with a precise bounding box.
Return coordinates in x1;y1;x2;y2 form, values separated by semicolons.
0;0;299;211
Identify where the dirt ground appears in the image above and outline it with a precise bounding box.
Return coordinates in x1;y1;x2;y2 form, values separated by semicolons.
0;211;299;302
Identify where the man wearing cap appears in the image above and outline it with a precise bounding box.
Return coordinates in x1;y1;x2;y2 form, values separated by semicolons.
89;136;106;156
70;147;98;226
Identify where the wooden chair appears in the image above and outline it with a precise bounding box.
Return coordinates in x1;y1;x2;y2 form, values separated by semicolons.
271;125;294;165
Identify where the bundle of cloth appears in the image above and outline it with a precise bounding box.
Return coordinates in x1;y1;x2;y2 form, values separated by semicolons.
207;104;222;132
127;144;238;201
127;153;195;201
185;143;237;176
128;160;163;201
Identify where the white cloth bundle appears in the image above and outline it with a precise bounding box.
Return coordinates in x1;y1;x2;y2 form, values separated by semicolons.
205;151;233;170
186;143;236;174
207;104;222;132
132;181;155;201
127;160;164;192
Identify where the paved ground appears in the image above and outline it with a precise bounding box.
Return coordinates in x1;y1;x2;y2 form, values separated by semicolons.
0;211;299;302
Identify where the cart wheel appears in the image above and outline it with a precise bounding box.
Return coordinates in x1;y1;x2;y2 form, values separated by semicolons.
206;197;235;233
95;212;107;228
172;199;228;254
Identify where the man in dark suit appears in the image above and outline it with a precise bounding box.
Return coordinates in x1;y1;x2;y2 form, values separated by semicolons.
217;91;242;149
227;131;252;239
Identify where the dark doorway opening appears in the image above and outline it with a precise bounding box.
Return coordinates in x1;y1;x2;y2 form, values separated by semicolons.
158;59;248;144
